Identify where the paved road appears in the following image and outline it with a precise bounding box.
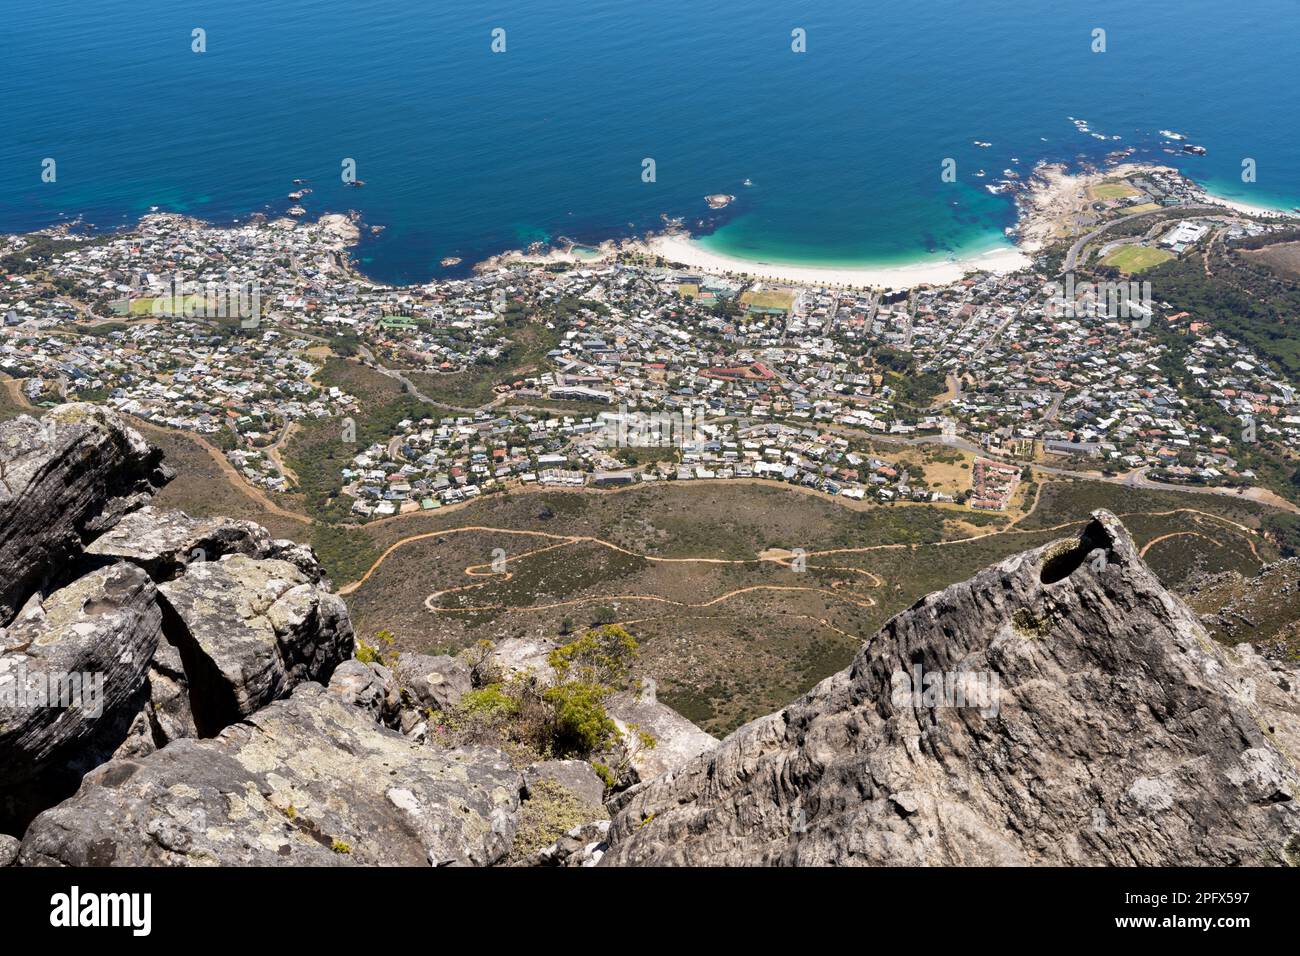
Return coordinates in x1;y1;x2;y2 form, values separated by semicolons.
1063;203;1221;272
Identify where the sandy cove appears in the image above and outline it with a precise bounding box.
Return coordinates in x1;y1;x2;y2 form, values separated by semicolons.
637;235;1030;289
478;161;1295;290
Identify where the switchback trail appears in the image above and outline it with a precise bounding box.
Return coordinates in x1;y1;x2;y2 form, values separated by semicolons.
340;507;1263;627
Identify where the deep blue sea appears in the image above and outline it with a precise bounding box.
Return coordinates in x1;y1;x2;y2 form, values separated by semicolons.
3;0;1299;282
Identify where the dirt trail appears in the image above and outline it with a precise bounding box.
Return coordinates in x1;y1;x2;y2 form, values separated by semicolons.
128;417;310;525
341;505;1262;633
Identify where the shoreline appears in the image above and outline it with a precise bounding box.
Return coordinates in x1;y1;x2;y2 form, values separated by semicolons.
634;235;1032;289
1198;190;1300;219
13;164;1300;296
480;161;1212;290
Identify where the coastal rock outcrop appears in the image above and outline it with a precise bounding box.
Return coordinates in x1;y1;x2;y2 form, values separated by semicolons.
600;512;1300;866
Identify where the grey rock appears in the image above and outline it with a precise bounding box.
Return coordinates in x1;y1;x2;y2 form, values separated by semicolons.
145;641;197;745
87;506;265;577
489;635;558;679
157;554;353;734
19;683;524;866
394;653;471;712
86;505;328;585
0;563;161;788
265;540;329;585
601;512;1300;866
606;679;718;783
0;405;169;625
523;820;611;867
0;833;18;867
525;759;607;809
1226;642;1300;772
326;659;398;725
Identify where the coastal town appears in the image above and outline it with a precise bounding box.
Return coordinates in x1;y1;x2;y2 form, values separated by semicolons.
3;162;1299;521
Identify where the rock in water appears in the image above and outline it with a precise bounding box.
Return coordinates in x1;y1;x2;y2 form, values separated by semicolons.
19;684;524;866
0;405;170;624
601;512;1300;866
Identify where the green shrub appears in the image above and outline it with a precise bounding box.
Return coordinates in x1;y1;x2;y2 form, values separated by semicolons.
548;624;639;687
545;681;617;754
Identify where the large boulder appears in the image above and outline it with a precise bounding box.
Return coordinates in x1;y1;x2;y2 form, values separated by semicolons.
19;683;524;866
0;563;161;788
326;659;400;725
86;506;325;583
393;653;471;713
0;405;169;624
606;680;718;783
601;512;1300;866
489;635;558;679
525;759;607;810
0;834;18;867
156;555;353;734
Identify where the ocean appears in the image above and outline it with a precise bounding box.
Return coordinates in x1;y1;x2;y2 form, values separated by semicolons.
2;0;1299;283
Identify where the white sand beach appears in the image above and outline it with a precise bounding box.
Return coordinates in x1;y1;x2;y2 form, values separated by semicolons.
640;234;1031;289
1199;192;1299;219
477;162;1300;290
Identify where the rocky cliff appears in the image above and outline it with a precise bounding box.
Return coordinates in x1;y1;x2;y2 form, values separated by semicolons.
599;512;1300;865
0;406;701;866
3;406;1298;867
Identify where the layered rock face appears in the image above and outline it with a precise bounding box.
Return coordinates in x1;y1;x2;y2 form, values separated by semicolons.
0;404;170;623
0;406;354;836
19;684;523;867
0;406;541;866
601;512;1300;866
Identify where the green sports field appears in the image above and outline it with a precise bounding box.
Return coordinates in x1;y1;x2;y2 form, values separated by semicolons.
1100;245;1175;273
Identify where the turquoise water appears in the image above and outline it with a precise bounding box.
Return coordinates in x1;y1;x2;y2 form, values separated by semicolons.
2;0;1298;282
